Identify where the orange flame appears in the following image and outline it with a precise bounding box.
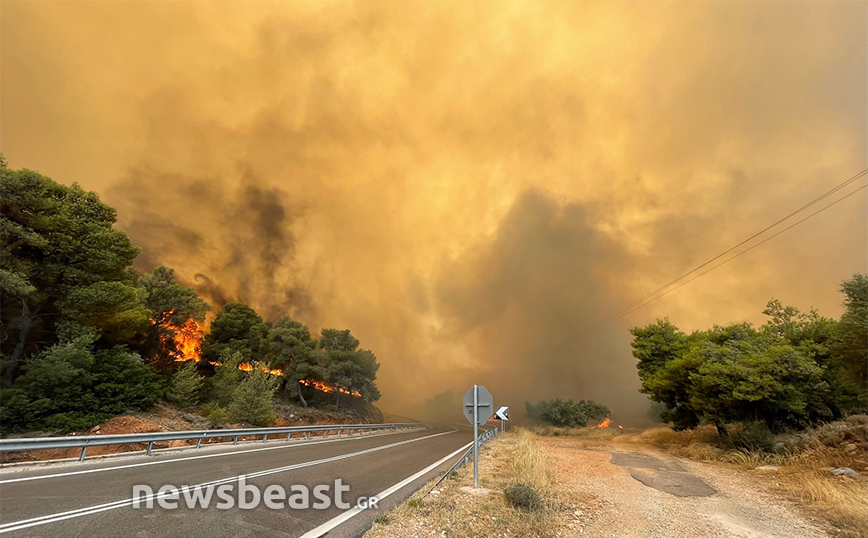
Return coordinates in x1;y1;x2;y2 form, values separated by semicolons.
618;425;623;430
595;418;612;429
153;312;203;363
300;379;361;397
238;362;284;377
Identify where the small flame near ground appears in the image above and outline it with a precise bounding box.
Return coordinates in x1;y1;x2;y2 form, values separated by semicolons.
300;379;361;398
238;362;285;376
595;418;612;428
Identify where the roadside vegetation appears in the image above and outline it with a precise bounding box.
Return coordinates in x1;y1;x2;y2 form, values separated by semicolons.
0;158;381;434
525;398;610;427
632;274;867;435
366;428;565;538
526;276;868;536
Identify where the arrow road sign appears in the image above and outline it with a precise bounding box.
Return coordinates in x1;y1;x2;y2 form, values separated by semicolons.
495;406;509;421
463;385;493;425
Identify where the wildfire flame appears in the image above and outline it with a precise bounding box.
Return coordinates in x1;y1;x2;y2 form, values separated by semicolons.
153;312;203;363
300;379;361;398
595;418;612;429
238;362;285;377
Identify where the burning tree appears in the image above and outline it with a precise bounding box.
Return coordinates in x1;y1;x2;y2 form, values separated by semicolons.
317;329;381;409
202;303;267;364
265;316;320;407
138;266;210;370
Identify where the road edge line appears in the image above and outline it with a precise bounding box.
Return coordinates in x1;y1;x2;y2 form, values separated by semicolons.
298;441;474;538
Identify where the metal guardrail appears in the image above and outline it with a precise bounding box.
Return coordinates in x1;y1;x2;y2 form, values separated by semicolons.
0;423;423;462
422;426;498;497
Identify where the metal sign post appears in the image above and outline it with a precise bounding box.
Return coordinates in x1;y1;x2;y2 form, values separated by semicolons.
463;385;494;489
495;406;509;440
473;386;478;487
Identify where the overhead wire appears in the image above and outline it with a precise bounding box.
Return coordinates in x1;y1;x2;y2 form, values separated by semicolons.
594;168;868;326
588;181;868;329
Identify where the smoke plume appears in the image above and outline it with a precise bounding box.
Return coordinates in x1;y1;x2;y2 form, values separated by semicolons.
2;1;865;421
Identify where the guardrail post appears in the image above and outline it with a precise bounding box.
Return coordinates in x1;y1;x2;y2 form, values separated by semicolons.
146;441;154;456
262;434;268;443
196;438;202;449
306;431;310;440
79;446;87;461
233;436;238;445
323;430;327;438
337;429;342;438
287;433;292;441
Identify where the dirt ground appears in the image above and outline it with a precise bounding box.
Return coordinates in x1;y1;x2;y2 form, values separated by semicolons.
367;433;836;538
542;437;830;537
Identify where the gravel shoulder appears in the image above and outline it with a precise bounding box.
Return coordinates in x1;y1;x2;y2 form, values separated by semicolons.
365;432;835;538
543;436;831;537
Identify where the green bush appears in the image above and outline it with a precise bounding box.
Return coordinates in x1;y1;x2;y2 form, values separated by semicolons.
42;412;112;433
165;361;204;407
728;421;777;452
0;338;161;433
210;351;246;406
525;399;610;427
201;403;228;424
227;367;279;426
504;482;541;510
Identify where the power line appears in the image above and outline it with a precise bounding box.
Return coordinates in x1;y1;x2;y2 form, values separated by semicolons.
589;181;867;329
594;168;868;326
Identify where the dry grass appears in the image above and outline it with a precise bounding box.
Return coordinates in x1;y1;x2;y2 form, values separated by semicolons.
785;472;868;537
532;424;620;441
364;428;567;538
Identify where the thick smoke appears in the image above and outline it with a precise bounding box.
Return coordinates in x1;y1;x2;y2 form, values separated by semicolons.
432;191;649;420
110;168;315;322
2;1;865;421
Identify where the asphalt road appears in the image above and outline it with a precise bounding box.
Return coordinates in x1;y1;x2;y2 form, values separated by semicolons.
0;422;484;538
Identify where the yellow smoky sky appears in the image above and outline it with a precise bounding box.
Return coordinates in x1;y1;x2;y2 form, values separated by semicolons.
2;1;866;420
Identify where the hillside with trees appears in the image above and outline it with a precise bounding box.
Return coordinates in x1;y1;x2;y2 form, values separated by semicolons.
0;158;381;433
632;275;868;435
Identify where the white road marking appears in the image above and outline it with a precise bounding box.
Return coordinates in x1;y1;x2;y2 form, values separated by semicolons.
298;441;474;538
0;428;421;484
0;430;454;534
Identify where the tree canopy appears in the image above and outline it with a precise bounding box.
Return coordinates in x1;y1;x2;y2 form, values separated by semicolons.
633;276;868;435
0;160;383;433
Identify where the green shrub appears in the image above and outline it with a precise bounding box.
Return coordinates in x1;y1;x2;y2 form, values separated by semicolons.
201;403;228;424
525;399;609;427
227;367;279;426
42;412;112;433
728;421;777;452
504;482;541;510
165;361;204;407
0;338;161;433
